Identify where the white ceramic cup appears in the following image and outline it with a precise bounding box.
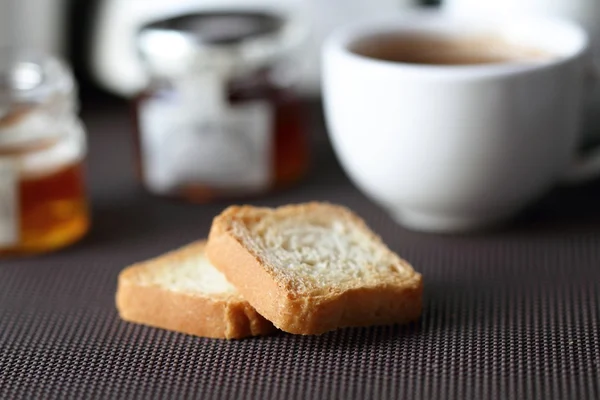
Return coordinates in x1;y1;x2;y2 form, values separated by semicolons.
442;0;600;54
442;0;600;142
323;12;600;233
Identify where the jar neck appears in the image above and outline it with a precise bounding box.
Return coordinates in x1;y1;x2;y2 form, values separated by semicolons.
0;50;79;149
138;10;306;83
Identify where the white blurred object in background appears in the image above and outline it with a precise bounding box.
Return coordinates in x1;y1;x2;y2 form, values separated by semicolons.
89;0;418;97
443;0;600;140
443;0;600;49
0;0;68;55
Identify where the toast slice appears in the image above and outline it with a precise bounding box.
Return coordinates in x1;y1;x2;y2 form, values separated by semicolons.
116;240;275;339
206;203;423;335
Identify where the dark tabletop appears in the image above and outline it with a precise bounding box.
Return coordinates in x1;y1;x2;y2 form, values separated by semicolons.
1;96;599;400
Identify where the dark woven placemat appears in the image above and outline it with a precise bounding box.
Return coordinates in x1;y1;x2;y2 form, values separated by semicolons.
1;100;600;400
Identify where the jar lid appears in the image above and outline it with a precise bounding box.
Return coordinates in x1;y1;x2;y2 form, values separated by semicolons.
137;9;305;77
0;49;78;148
0;48;74;107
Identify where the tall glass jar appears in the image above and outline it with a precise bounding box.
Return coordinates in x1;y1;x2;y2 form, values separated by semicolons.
133;10;309;202
0;49;89;256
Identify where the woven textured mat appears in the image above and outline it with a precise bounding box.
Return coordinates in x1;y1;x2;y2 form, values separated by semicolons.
1;101;600;399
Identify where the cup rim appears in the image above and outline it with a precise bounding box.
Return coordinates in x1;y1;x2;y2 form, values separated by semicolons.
324;10;590;78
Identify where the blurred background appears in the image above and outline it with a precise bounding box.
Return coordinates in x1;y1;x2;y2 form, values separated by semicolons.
1;0;599;256
1;0;452;256
1;0;439;99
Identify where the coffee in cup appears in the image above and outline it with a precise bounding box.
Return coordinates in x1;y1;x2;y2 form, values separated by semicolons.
350;33;557;66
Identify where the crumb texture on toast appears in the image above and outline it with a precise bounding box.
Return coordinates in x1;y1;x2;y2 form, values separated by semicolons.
218;203;417;295
129;247;238;296
116;240;275;339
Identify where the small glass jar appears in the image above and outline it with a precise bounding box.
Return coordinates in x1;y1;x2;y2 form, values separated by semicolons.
0;49;89;256
133;10;309;202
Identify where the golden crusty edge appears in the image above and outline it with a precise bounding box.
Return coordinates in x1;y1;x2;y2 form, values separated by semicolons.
206;202;423;335
116;240;276;340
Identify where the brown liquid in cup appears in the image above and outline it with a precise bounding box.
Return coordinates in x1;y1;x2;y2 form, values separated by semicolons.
351;33;557;66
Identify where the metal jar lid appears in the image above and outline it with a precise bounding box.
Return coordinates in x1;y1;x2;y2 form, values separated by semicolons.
137;9;306;78
0;48;79;148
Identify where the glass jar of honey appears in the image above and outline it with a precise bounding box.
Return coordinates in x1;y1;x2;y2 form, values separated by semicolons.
0;50;89;256
134;10;309;202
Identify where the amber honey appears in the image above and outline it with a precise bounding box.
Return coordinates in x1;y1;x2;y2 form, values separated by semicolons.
0;50;89;256
0;161;89;256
